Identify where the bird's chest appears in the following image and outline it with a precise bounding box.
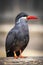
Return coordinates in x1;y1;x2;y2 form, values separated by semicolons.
16;24;29;41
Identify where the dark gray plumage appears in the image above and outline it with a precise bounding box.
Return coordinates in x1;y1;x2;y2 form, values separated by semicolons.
5;12;29;57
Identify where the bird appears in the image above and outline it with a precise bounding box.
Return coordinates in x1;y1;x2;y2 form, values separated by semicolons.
5;12;38;58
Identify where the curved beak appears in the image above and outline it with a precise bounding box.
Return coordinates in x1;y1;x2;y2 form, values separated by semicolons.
27;16;38;20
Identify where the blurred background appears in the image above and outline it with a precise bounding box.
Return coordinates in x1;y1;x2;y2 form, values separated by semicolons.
0;0;43;57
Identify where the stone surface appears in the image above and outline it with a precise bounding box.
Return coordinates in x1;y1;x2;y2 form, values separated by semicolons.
0;57;43;65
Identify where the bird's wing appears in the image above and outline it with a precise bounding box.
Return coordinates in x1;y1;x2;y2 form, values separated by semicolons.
5;30;16;52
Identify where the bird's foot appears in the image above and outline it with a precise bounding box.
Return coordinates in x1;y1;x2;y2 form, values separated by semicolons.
19;55;25;58
14;56;18;59
14;50;26;59
19;50;25;58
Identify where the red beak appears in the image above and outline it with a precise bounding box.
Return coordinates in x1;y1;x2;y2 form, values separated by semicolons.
27;16;38;20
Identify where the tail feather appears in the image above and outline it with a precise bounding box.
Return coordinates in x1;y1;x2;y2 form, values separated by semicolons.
6;51;14;57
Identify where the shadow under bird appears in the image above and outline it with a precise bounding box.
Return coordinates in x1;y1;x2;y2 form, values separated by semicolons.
5;12;38;58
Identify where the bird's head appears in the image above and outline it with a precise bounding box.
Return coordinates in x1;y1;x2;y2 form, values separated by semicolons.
15;12;38;23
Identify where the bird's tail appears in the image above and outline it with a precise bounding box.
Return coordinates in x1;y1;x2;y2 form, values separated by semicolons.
6;51;14;57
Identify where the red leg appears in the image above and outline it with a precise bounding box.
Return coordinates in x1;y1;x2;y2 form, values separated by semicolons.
19;50;25;58
14;51;18;59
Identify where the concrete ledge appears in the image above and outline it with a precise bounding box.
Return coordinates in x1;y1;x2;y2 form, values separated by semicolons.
0;57;43;65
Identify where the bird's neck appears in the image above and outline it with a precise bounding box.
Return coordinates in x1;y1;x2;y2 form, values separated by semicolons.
16;19;21;24
16;18;27;25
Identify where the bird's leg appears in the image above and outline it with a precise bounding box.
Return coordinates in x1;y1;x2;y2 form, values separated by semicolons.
20;50;21;54
14;51;18;59
19;50;24;58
